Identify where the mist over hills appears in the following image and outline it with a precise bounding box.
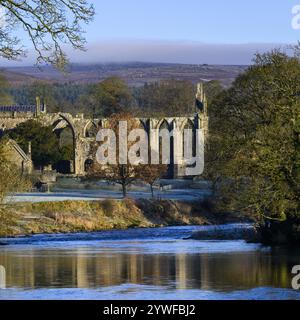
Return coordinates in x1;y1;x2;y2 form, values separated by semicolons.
1;62;247;87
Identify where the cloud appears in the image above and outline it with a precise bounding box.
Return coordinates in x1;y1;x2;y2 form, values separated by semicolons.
0;39;289;66
71;40;287;65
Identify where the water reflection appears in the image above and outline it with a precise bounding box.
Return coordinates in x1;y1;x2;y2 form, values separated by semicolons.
0;243;299;292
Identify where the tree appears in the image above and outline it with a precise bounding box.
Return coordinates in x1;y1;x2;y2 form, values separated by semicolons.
206;48;300;243
24;81;59;112
92;77;133;117
88;113;144;197
139;164;167;198
0;0;94;68
0;72;14;105
9;120;61;168
135;80;195;117
10;82;92;113
89;112;167;198
89;112;166;198
203;80;224;104
77;85;99;116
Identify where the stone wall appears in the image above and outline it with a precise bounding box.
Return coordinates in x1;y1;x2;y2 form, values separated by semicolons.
0;84;208;177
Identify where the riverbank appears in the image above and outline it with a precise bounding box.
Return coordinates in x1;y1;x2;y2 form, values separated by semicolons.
0;198;251;237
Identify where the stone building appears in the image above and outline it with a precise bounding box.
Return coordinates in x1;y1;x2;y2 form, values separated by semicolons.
0;83;208;178
2;139;33;175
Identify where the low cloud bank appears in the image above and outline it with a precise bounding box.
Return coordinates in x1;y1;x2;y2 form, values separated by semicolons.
0;39;288;66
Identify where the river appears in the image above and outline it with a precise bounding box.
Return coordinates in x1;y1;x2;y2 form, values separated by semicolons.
0;224;300;300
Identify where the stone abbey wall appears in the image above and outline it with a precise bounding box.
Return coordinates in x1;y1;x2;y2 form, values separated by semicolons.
0;84;208;177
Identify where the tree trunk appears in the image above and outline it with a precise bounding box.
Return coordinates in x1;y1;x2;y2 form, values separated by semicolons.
122;183;127;198
150;184;154;198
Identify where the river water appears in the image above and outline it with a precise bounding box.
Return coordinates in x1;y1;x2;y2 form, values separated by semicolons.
0;224;300;300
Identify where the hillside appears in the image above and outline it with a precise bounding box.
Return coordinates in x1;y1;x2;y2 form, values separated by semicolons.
3;62;247;87
0;68;41;86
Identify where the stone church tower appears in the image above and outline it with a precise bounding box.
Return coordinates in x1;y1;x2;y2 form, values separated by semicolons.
195;82;209;140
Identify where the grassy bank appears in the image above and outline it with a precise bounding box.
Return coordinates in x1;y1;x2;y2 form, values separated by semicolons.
0;198;249;237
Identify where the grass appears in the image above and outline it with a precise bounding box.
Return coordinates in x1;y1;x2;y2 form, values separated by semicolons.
0;198;244;237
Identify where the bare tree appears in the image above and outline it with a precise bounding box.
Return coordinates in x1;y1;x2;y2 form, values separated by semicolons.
0;0;94;68
138;164;167;198
88;113;167;198
88;113;143;198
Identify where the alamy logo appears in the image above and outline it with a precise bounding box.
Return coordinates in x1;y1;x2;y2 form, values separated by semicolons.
95;123;205;176
0;265;5;289
292;265;300;290
292;5;300;30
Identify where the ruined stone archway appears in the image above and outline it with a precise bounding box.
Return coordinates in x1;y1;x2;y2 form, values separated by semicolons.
84;121;98;138
159;119;174;178
182;119;196;159
52;114;77;174
0;110;207;178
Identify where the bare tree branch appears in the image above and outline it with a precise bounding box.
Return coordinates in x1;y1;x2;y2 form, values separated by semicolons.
0;0;95;68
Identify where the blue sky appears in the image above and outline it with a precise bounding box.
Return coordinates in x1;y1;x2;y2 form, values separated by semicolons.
87;0;300;44
2;0;300;65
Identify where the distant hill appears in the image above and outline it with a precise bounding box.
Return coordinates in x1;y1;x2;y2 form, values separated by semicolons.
2;62;248;87
0;68;40;86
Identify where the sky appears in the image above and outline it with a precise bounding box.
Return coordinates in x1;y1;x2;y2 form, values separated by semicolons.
2;0;300;66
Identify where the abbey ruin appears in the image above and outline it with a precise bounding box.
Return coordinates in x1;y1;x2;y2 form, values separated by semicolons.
0;83;208;178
